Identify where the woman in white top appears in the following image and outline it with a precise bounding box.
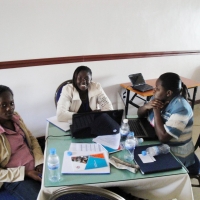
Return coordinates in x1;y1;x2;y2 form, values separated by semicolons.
56;66;113;122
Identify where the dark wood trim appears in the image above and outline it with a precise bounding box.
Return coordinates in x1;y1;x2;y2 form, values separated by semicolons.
0;50;200;69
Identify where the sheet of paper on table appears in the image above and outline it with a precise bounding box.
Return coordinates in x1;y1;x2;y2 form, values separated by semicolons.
46;116;71;131
92;133;120;149
69;143;105;152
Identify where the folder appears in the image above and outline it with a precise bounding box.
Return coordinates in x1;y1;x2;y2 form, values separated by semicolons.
134;144;182;174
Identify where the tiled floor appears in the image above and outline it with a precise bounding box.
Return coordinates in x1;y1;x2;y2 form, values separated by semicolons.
191;104;200;200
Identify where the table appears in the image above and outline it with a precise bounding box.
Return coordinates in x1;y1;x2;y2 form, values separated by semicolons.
37;123;194;200
120;76;200;116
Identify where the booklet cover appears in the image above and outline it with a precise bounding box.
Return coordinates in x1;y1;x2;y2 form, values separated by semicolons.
61;151;110;174
71;153;108;171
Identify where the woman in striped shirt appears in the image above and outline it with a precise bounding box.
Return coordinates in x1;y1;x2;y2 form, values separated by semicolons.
137;72;199;174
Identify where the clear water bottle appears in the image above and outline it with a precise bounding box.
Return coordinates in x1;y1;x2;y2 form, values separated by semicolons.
120;119;130;140
135;138;144;146
146;144;170;157
124;132;136;161
47;148;60;182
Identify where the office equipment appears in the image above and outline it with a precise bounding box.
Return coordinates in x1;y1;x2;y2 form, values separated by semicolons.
120;76;200;116
70;109;123;138
128;118;157;139
134;144;182;174
129;73;153;92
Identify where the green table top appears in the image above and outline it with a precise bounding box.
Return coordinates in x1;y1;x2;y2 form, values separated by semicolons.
44;123;187;187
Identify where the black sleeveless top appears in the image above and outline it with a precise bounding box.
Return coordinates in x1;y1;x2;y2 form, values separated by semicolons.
77;90;92;113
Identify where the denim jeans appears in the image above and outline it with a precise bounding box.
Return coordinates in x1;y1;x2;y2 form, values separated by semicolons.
2;177;41;200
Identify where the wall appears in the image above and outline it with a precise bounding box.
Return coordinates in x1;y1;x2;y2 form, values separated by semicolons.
0;1;200;137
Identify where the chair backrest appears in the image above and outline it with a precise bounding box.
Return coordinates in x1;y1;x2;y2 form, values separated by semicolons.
189;133;200;187
49;185;125;200
194;133;200;151
55;80;72;107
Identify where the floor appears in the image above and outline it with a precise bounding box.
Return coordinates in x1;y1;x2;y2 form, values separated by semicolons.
191;104;200;200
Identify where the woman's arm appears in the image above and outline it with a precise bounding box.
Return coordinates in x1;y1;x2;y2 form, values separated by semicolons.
0;166;25;188
153;108;173;142
137;99;164;117
56;85;80;122
17;113;44;168
96;84;113;111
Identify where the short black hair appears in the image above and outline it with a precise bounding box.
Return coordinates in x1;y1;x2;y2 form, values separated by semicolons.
72;66;92;90
0;85;13;96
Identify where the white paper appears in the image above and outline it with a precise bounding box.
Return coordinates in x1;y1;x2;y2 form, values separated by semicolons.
138;154;156;163
69;143;105;152
46;116;70;131
92;133;120;149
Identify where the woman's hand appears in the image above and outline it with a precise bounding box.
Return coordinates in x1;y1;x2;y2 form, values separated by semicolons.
147;99;164;109
35;164;43;173
25;170;42;182
138;99;164;117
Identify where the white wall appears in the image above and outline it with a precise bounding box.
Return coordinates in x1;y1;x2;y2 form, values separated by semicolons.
0;1;200;137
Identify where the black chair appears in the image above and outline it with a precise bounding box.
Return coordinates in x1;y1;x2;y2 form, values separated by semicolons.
189;133;200;187
49;185;125;200
54;80;72;107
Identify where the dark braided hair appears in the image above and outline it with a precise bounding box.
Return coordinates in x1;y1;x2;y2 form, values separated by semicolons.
72;66;92;90
0;85;13;96
159;72;190;100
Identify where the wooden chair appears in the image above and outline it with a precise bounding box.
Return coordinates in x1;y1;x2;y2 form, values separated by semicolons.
54;80;72;107
49;185;125;200
189;133;200;187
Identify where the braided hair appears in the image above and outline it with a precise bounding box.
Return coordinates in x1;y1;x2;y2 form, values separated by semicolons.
159;72;190;100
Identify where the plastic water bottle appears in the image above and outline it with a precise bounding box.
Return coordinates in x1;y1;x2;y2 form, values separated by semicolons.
120;119;130;140
135;138;144;146
146;144;170;157
124;132;136;161
47;148;60;182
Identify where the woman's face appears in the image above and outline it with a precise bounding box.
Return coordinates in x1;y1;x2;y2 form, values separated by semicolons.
153;79;168;102
0;91;15;120
76;70;92;91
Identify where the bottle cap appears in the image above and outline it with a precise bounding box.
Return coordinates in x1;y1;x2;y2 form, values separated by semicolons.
123;119;128;123
50;148;56;155
128;132;134;137
142;151;147;156
67;151;72;156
